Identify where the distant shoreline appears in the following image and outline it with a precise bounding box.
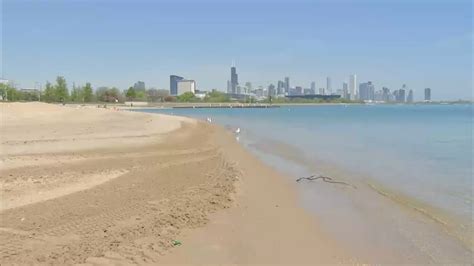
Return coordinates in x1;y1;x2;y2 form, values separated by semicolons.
57;101;472;110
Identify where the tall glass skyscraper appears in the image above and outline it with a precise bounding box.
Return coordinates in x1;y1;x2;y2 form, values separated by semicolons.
349;74;357;100
230;66;238;94
284;77;290;94
326;77;332;94
170;75;184;96
359;81;375;101
407;89;414;103
424;88;431;101
343;82;349;99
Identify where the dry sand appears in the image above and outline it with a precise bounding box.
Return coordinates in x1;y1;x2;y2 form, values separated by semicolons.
0;102;352;265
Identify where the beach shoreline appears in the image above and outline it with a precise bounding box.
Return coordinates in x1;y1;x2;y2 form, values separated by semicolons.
136;104;473;264
0;102;352;264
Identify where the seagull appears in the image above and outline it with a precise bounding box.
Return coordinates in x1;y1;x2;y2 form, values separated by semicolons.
235;127;241;134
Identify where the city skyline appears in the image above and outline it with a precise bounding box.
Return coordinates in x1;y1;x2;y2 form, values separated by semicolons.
2;0;472;100
220;63;434;102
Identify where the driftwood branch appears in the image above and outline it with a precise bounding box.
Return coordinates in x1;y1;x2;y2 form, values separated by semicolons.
296;175;353;187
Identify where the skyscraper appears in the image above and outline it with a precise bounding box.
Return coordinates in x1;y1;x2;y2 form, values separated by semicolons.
230;63;239;94
245;82;253;94
170;75;184;96
326;77;332;94
284;77;290;94
349;74;357;100
393;90;400;102
407;89;414;103
359;81;375;101
382;87;391;102
311;81;316;94
399;84;407;103
177;80;196;95
295;86;303;95
400;90;406;102
268;84;276;96
424;88;431;101
277;80;285;95
342;82;349;99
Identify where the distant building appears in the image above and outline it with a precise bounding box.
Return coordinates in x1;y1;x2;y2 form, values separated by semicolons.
318;88;326;95
393;86;406;103
393;90;399;102
177;80;196;95
304;88;313;95
424;88;431;101
230;63;239;94
349;74;357;100
342;82;349;99
170;75;184;96
295;86;303;95
382;87;391;102
359;81;375;101
227;80;231;93
326;77;332;95
407;89;414;103
268;84;276;96
277;80;285;95
374;90;383;101
19;88;39;93
311;81;316;93
194;90;207;99
398;84;407;103
245;82;253;94
133;81;145;92
399;90;406;102
284;77;290;94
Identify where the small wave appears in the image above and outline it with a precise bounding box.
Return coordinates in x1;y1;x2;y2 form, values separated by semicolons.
367;182;473;252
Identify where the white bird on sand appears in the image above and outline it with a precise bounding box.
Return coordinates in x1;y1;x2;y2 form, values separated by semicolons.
235;127;241;134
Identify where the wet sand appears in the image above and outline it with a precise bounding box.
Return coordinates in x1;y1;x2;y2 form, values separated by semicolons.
0;103;352;264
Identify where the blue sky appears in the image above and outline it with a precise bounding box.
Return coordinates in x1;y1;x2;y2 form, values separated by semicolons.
2;0;472;100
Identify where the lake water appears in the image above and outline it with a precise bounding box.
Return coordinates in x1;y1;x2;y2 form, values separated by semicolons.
138;104;473;263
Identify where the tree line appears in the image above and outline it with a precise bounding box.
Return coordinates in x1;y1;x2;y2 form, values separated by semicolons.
0;76;358;104
0;76;172;103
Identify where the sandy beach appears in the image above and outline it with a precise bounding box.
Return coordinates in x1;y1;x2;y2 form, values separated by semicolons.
0;102;352;264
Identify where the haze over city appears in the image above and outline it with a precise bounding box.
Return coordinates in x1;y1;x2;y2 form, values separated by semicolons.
2;0;472;100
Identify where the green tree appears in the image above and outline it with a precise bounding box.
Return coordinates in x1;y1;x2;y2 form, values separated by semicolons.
70;84;83;102
83;82;93;102
135;90;146;100
177;92;196;102
204;90;230;102
0;83;18;101
54;76;69;102
43;81;55;102
126;86;136;100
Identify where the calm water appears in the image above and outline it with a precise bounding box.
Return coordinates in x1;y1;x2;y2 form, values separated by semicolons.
139;104;473;263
